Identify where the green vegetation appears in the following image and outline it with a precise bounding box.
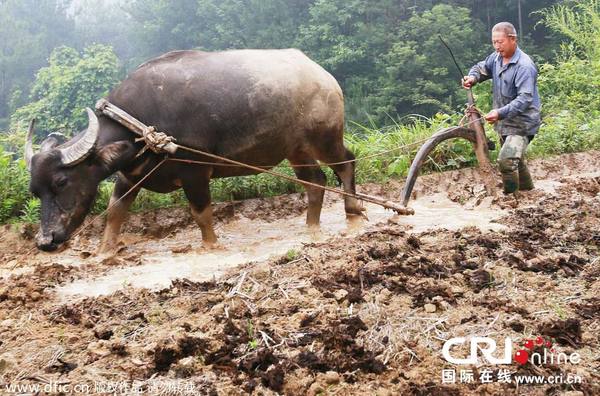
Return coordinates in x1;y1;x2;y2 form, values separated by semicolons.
0;145;31;222
0;0;563;128
530;0;600;156
1;0;600;224
11;45;120;134
285;249;300;262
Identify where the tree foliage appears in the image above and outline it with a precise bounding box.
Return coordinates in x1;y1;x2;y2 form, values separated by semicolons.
537;0;600;60
373;4;487;119
0;0;567;127
0;0;76;124
124;0;201;63
11;44;119;135
196;0;311;50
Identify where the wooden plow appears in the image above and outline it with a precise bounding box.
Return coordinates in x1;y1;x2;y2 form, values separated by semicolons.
400;91;497;206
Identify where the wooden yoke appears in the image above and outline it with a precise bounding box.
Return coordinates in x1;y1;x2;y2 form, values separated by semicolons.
95;98;179;155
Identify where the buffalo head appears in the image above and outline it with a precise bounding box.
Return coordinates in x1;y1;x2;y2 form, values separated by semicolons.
25;109;135;251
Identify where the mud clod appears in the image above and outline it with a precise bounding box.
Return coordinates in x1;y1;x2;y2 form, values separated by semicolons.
408;381;462;396
238;349;279;373
259;363;284;391
153;335;208;372
469;269;493;292
539;318;583;347
346;288;364;303
50;305;83;325
571;297;600;319
509;321;525;332
411;283;455;307
367;243;399;260
93;326;113;340
153;344;178;372
45;358;77;374
407;235;421;249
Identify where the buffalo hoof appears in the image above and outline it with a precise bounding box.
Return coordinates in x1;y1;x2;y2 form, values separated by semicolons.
36;231;59;251
306;221;320;229
346;215;366;233
345;202;367;216
346;210;369;222
200;240;223;251
96;242;119;257
38;242;59;252
39;242;70;253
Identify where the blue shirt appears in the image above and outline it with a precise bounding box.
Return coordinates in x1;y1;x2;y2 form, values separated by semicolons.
469;48;541;136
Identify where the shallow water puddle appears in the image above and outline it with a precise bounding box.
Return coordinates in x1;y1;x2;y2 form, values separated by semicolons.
396;193;507;233
56;192;507;300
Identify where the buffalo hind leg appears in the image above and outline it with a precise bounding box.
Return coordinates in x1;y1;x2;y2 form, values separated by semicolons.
98;176;140;254
183;176;217;245
322;147;364;218
289;155;326;226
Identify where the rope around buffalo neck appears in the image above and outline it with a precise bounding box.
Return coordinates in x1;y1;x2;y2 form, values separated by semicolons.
134;126;177;158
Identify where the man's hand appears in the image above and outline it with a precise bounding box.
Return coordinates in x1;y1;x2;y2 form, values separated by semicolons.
484;110;500;124
462;76;476;89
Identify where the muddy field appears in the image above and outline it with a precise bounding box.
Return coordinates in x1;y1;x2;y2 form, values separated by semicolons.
0;151;599;395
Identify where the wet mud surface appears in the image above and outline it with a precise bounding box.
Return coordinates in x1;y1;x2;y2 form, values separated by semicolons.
0;151;599;395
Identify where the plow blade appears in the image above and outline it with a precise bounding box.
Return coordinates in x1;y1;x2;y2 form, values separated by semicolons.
400;126;478;207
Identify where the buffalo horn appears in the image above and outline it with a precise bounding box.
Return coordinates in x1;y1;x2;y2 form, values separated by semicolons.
58;108;99;166
24;119;36;171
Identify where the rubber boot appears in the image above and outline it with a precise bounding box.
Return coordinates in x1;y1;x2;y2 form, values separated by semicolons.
518;161;534;191
499;158;520;194
501;172;520;194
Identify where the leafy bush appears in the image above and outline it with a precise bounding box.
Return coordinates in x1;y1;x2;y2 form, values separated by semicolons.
372;4;486;120
530;0;600;155
0;144;31;223
10;44;120;135
538;0;600;60
345;113;483;183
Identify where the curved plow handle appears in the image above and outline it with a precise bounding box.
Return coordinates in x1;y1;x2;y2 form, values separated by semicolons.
400;126;478;207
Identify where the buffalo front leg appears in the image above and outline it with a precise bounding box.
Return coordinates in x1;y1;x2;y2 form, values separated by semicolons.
98;176;140;254
183;177;217;245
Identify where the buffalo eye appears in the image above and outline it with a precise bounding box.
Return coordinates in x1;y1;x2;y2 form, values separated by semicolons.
54;177;68;189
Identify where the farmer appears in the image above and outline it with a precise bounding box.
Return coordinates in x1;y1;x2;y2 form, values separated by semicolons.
462;22;541;194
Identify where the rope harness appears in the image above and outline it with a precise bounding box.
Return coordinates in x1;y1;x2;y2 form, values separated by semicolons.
135;126;177;158
92;99;492;216
96;99;487;169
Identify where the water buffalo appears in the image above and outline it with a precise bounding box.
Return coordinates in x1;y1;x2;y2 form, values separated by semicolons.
25;49;363;252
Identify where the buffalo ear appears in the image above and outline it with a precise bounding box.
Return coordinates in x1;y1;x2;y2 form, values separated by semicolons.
95;141;137;173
